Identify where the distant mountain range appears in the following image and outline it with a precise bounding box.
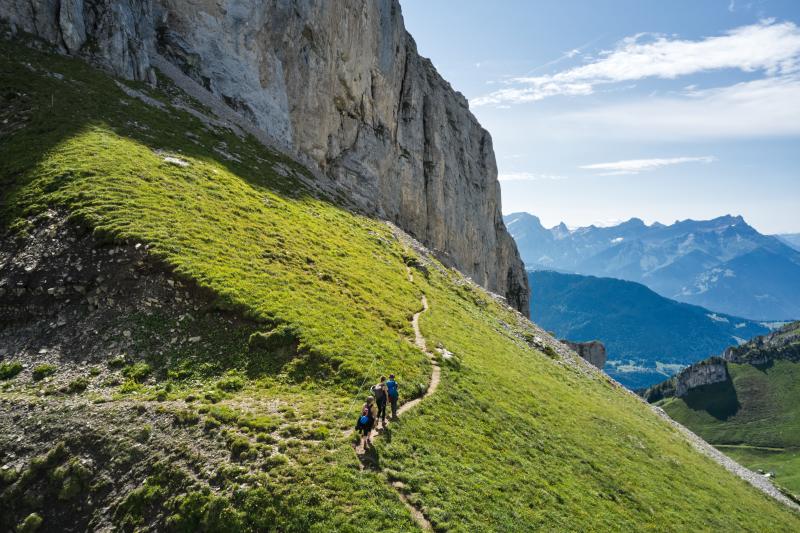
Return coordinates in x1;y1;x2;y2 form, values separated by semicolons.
529;270;770;389
506;213;800;321
776;233;800;252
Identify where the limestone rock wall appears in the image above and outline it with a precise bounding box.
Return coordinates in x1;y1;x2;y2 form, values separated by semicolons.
560;340;607;369
674;358;729;398
1;0;529;314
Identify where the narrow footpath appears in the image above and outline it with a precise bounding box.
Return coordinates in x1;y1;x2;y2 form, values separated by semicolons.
352;269;439;531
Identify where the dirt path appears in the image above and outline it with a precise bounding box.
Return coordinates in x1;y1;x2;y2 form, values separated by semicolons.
352;272;439;530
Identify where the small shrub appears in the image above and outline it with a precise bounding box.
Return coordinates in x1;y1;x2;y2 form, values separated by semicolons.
102;376;122;387
119;379;144;394
216;371;245;392
52;458;91;501
229;436;251;460
155;389;167;402
204;390;222;403
16;513;43;533
107;355;127;369
208;405;239;424
88;366;102;376
239;415;277;433
1;465;19;485
123;362;151;383
305;426;330;441
135;424;152;443
203;417;221;432
279;424;303;438
262;454;288;470
174;409;200;426
543;346;559;359
255;432;276;444
65;377;89;394
32;364;57;381
0;361;23;380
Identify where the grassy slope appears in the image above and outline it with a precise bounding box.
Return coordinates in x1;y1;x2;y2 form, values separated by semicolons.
659;360;800;495
1;39;798;531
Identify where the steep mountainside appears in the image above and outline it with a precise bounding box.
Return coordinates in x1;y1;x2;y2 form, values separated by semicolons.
0;0;528;314
505;212;800;320
645;323;800;496
1;38;799;531
529;270;768;389
776;233;800;252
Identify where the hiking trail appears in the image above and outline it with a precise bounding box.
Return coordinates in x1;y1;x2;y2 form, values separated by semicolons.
351;267;439;531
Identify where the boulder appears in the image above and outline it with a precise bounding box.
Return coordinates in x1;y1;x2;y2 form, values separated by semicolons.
560;340;607;369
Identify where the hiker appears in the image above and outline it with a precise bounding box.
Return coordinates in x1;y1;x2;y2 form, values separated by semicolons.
356;396;377;448
386;374;399;419
370;376;388;427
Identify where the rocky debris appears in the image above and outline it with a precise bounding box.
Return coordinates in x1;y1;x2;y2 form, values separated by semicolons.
162;155;189;167
650;405;800;512
0;0;529;316
0;211;244;392
674;357;729;397
560;340;607;369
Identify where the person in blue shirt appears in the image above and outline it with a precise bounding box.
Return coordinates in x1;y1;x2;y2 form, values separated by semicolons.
386;374;399;419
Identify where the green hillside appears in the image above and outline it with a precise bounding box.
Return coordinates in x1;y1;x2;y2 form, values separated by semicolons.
528;270;768;389
658;359;800;495
1;38;798;531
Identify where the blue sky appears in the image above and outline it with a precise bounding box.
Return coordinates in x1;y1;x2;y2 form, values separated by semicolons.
400;0;800;234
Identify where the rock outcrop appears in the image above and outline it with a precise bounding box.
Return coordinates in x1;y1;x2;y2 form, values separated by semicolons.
674;357;729;398
723;321;800;365
560;340;606;369
0;0;529;314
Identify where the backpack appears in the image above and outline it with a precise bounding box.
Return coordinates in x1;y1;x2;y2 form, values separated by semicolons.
358;405;370;426
371;383;386;400
386;380;398;398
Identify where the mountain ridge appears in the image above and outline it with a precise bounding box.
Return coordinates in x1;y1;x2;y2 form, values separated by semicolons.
528;270;768;389
506;211;800;320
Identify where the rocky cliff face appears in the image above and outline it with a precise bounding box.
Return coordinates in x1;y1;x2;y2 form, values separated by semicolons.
560;340;606;369
674;358;729;398
0;0;529;314
723;321;800;365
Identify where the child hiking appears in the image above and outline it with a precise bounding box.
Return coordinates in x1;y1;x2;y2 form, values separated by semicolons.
370;376;388;426
386;374;399;419
355;396;377;448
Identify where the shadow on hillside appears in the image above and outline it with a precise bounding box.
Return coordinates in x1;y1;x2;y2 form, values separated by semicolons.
752;359;775;372
0;37;334;384
683;377;741;421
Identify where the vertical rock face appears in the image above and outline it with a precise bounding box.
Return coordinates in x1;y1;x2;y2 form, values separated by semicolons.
0;0;529;314
560;340;607;369
674;358;729;398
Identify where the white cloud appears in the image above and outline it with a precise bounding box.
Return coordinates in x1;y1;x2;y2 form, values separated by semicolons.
471;20;800;107
580;156;716;175
559;76;800;139
498;172;568;181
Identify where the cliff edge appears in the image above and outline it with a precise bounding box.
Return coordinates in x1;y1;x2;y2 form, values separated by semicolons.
0;0;529;314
